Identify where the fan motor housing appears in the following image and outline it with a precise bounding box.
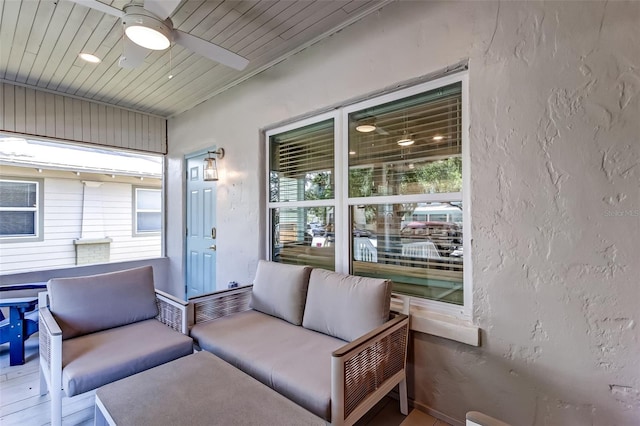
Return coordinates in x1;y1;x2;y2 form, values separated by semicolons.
122;5;173;50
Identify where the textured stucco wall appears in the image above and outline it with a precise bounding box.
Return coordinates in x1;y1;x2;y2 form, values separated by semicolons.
168;1;639;424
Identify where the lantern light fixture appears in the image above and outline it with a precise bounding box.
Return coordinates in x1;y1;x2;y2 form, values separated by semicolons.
204;148;225;181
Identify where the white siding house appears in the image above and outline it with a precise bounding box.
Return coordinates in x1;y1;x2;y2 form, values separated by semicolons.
0;139;162;274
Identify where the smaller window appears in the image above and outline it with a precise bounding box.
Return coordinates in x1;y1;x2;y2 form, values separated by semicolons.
134;188;161;235
0;179;43;240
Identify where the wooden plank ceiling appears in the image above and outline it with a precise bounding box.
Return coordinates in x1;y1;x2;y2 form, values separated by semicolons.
0;0;390;118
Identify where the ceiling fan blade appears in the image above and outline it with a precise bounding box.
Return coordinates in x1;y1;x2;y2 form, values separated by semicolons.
173;30;249;71
143;0;183;20
118;35;149;69
376;127;389;136
67;0;123;18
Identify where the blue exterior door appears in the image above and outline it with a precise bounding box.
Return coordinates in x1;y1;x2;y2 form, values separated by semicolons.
185;152;217;298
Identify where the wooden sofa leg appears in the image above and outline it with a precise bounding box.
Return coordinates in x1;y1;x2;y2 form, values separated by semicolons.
399;377;409;415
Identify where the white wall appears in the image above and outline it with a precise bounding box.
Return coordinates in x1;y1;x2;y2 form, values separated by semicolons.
168;1;639;424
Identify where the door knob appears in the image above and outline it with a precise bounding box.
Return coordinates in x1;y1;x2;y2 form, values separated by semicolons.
208;245;217;251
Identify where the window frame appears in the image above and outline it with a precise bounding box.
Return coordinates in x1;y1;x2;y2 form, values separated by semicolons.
132;186;162;236
265;111;341;266
0;177;45;243
265;72;471;319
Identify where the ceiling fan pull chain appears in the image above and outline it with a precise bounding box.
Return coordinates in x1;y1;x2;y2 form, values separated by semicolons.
168;44;173;80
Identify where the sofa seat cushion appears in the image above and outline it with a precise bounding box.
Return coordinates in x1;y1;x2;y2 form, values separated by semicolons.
48;266;158;340
191;310;345;420
62;319;193;396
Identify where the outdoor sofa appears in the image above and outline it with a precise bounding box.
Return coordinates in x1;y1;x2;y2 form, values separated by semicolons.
189;260;410;426
38;266;193;426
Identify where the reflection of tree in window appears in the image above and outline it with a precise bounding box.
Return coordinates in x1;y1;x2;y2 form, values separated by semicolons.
269;171;279;203
399;157;461;194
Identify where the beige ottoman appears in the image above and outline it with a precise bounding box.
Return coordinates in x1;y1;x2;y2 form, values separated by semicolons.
95;351;326;425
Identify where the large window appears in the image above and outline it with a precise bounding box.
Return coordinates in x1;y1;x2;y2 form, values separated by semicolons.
346;81;464;305
0;179;43;241
266;73;470;312
0;135;164;274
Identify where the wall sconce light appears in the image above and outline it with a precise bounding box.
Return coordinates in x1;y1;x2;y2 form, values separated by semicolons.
204;148;225;181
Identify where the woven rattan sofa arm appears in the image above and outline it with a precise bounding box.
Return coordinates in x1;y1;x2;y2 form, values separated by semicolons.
188;285;253;325
39;306;62;337
331;313;409;425
155;290;189;334
38;306;63;395
39;306;62;361
332;314;408;358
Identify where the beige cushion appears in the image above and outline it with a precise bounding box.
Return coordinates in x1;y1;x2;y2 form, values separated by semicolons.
48;266;158;340
302;269;392;342
191;310;345;420
62;319;193;396
249;260;312;325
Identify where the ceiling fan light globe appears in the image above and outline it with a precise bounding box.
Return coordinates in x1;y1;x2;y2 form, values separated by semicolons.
126;25;170;50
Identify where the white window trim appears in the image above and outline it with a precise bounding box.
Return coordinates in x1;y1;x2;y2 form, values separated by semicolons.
265;71;473;322
133;187;162;236
265;111;340;259
341;72;471;320
0;177;44;242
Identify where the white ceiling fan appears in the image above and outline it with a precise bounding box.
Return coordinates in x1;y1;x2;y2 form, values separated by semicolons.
70;0;249;71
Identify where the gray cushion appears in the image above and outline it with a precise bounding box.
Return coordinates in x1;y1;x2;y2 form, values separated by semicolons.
302;268;392;342
95;352;325;426
249;260;312;325
48;266;159;340
62;319;193;396
191;310;345;420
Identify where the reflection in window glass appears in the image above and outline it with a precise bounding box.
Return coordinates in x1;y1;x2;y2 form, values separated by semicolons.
272;207;335;271
349;83;462;197
0;181;37;207
351;202;463;305
266;75;468;308
135;188;161;234
270;119;334;203
0;180;38;236
0;211;35;236
137;188;162;210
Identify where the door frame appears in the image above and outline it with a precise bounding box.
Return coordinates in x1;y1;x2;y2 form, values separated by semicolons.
184;147;219;299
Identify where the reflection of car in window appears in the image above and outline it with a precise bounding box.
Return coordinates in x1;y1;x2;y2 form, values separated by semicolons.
400;221;461;256
353;227;373;238
306;223;325;237
306;222;326;237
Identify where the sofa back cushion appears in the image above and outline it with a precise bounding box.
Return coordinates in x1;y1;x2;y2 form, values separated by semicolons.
47;266;159;340
249;260;312;325
302;269;392;342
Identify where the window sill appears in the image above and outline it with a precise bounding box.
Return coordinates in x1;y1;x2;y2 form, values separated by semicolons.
73;237;113;245
391;298;480;346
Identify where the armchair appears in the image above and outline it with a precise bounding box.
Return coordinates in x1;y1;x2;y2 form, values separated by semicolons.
38;266;193;426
